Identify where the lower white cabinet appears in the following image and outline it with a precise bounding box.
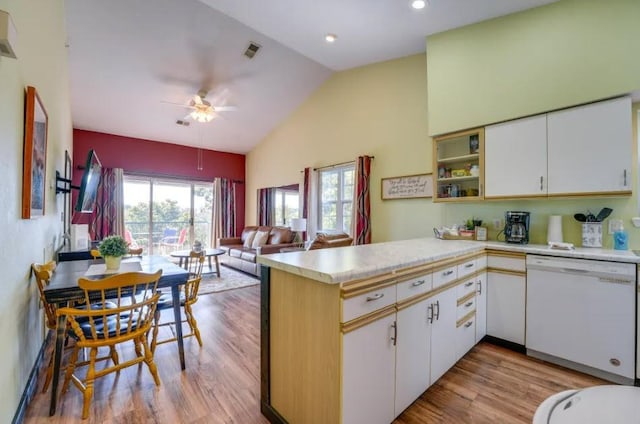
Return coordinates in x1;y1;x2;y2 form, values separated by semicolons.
487;270;526;345
475;272;487;343
395;298;432;417
343;312;396;424
429;286;458;383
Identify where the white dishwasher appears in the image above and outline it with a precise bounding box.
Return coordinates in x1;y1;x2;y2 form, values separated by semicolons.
526;254;636;383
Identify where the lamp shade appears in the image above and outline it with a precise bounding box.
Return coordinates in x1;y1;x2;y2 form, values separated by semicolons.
290;218;307;232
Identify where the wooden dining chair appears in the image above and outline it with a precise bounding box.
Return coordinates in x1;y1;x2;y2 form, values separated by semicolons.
151;251;205;353
57;270;162;420
90;249;101;261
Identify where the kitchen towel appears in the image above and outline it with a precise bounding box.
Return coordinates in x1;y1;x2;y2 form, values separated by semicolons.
547;215;563;243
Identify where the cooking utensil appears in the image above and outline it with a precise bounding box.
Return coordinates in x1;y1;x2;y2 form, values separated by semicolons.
586;210;596;222
574;213;587;222
595;207;613;222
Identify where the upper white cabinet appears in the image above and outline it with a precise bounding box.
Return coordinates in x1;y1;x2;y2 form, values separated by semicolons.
485;115;547;198
547;96;632;195
484;96;632;199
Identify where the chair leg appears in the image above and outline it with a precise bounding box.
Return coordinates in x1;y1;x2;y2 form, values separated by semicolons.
82;347;98;420
140;334;161;386
185;305;203;347
62;345;80;394
109;346;119;366
151;311;160;354
42;351;53;393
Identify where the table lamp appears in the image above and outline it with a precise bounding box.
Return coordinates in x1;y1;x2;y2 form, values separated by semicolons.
290;218;307;247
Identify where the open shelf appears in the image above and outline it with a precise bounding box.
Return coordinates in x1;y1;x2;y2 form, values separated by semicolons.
437;153;479;165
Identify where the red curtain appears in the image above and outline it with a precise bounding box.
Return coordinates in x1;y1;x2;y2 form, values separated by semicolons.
257;187;275;226
221;178;236;238
353;156;372;245
89;168;117;240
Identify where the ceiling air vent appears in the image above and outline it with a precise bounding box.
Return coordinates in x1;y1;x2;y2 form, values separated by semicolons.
176;120;190;127
244;42;261;59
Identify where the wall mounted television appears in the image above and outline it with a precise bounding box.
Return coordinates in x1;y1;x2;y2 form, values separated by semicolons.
75;149;102;213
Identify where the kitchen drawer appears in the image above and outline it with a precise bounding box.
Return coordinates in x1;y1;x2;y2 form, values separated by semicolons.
456;278;476;299
488;255;525;272
397;273;433;302
433;265;457;289
343;284;396;322
456;313;476;360
457;296;476;320
457;259;477;279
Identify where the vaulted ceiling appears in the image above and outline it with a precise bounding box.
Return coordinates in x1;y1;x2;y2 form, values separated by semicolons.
65;0;559;154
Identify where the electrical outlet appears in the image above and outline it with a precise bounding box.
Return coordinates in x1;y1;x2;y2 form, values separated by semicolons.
608;219;623;235
493;218;502;230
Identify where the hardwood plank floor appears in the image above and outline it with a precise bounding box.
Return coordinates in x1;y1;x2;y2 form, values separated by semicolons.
24;285;606;423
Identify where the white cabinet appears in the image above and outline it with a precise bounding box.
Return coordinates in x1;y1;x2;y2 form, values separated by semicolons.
395;298;432;417
343;312;396;424
484;96;632;199
475;272;487;343
429;286;458;383
487;271;526;345
485;115;547;198
547;96;632;195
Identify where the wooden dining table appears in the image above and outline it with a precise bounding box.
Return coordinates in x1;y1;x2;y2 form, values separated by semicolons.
43;255;189;416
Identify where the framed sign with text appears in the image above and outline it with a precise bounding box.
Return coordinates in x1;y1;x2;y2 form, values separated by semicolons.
381;173;433;200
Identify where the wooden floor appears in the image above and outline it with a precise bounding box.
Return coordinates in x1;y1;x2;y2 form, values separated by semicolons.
24;285;605;423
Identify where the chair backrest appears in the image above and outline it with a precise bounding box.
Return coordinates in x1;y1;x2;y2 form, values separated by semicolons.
90;249;101;260
62;271;162;344
31;262;58;330
126;247;143;257
177;228;188;246
185;254;205;304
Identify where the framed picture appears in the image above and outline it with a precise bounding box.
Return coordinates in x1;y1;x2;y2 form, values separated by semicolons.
381;173;433;200
22;86;48;219
475;226;488;241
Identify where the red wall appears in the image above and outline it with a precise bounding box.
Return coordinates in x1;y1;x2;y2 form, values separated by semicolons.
72;129;245;234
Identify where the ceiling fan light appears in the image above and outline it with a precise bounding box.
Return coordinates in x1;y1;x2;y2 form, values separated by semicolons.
411;0;426;9
190;109;214;123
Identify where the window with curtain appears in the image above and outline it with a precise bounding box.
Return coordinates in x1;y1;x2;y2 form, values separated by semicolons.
317;164;354;234
274;188;300;226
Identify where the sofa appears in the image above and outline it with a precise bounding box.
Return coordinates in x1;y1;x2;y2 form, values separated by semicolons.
218;226;298;277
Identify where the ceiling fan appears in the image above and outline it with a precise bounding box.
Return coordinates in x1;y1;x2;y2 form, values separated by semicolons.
163;89;237;123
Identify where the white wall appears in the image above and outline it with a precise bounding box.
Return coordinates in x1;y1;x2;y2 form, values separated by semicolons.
0;0;71;420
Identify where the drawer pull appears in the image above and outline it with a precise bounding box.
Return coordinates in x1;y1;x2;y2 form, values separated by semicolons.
464;263;474;268
443;270;454;276
465;301;473;308
464;320;473;328
464;281;474;287
412;280;426;287
366;293;384;302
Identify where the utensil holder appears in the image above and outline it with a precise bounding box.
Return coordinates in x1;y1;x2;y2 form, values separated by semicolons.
581;223;602;248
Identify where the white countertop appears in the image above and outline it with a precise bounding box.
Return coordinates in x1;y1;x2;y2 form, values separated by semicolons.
257;238;640;285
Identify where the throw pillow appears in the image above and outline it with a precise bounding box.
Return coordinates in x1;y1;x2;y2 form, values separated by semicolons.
252;230;270;248
243;231;257;248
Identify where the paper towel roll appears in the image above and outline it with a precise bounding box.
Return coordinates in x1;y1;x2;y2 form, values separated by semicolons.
547;215;563;243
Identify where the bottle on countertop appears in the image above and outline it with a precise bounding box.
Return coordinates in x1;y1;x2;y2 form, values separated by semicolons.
613;222;628;250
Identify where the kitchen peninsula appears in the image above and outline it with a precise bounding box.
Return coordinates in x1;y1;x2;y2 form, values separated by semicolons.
258;238;640;424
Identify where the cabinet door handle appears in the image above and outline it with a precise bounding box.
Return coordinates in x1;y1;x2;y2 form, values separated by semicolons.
464;281;474;287
624;169;627;186
540;176;544;191
434;300;440;320
464;320;474;328
366;293;384;302
443;270;454;276
412;279;426;287
464;263;474;268
465;301;473;308
427;304;434;324
477;280;482;295
391;321;397;346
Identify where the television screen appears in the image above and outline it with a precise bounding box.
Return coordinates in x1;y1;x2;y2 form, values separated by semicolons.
75;149;102;213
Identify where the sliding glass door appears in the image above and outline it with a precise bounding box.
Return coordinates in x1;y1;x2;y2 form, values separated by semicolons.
123;176;213;255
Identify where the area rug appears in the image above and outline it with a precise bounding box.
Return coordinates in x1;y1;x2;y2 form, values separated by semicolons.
198;265;259;295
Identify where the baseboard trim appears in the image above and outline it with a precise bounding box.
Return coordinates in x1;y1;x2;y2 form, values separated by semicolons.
484;335;526;354
12;332;49;424
261;401;288;424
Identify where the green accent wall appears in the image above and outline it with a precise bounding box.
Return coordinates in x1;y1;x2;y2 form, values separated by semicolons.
427;0;640;135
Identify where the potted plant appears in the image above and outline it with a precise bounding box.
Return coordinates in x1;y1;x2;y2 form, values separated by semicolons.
99;235;129;270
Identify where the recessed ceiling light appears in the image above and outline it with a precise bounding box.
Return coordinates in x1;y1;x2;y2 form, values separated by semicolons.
411;0;426;9
325;33;337;43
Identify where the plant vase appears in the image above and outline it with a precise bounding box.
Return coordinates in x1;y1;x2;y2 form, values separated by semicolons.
104;255;122;270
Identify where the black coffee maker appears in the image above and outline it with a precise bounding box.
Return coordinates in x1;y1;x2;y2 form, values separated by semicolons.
504;211;530;244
